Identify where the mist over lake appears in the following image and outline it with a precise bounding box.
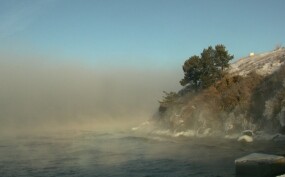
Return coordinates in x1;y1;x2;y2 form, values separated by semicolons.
1;130;285;177
0;56;181;134
1;0;285;176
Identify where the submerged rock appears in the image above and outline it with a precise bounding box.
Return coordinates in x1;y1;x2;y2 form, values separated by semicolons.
272;134;285;142
235;153;285;177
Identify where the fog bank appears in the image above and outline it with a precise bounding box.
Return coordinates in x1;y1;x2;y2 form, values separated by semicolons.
0;56;181;134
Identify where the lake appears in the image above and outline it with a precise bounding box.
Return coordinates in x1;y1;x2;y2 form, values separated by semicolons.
0;130;284;177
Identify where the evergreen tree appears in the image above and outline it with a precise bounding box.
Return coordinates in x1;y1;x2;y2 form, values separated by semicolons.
180;44;234;89
180;55;201;89
214;44;234;71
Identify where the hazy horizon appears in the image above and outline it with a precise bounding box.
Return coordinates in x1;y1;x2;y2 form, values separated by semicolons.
1;0;285;134
0;55;182;135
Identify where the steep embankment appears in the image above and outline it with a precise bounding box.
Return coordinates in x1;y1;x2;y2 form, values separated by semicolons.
155;48;285;137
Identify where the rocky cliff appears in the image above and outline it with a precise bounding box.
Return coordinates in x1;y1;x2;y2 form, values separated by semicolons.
154;48;285;137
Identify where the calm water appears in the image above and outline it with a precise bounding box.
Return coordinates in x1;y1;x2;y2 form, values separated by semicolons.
0;130;284;177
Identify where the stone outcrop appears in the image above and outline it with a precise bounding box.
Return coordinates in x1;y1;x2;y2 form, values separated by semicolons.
235;153;285;176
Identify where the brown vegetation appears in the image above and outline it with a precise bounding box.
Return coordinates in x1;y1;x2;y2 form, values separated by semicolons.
157;61;285;134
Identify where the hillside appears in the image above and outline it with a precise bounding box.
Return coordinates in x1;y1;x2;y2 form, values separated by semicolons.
154;48;285;137
230;48;285;76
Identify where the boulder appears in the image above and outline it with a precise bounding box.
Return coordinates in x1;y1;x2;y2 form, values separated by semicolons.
237;130;254;143
237;135;253;143
235;153;285;177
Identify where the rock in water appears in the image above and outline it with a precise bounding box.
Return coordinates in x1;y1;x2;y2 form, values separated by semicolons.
237;130;254;143
276;174;285;177
237;135;253;143
235;153;285;177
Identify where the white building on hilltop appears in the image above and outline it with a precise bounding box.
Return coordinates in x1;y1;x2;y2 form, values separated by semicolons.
249;52;255;57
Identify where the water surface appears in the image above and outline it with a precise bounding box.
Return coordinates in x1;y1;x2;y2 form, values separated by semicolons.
0;131;284;177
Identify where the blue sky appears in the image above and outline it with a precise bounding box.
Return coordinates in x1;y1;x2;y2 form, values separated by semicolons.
1;0;285;68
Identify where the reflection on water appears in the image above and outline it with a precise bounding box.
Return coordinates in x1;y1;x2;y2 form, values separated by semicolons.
0;131;284;177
